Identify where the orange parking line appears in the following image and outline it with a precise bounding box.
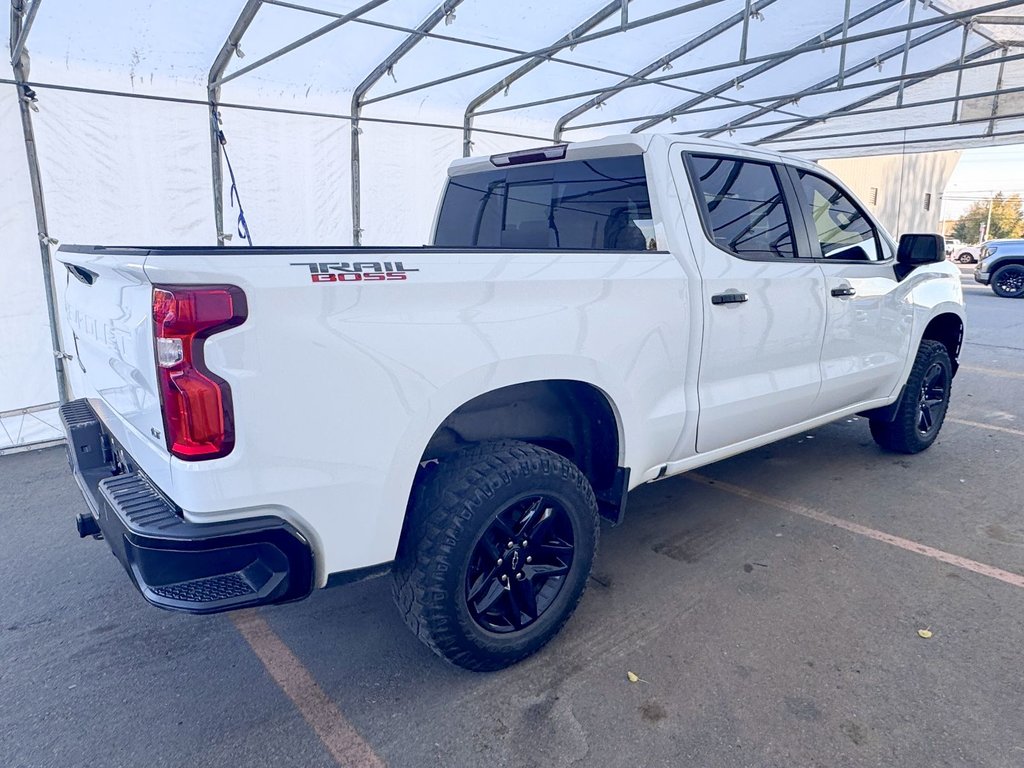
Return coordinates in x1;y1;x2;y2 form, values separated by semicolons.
688;474;1024;590
232;610;386;768
948;417;1024;438
959;365;1024;380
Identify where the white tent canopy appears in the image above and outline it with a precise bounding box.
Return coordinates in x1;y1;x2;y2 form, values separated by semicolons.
3;0;1023;449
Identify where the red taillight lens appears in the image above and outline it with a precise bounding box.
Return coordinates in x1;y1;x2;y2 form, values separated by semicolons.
152;285;247;460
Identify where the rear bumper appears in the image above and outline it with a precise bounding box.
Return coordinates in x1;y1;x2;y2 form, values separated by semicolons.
60;399;314;614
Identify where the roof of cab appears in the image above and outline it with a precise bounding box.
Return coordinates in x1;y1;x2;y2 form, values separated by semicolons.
446;133;820;177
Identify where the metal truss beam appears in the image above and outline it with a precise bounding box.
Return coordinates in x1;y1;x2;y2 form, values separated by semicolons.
8;0;38;66
208;0;263;245
553;0;780;142
754;43;1003;145
210;0;389;89
273;0;744;129
462;0;623;157
702;20;966;140
8;0;68;404
758;103;1024;146
351;0;463;245
769;126;1024;155
359;0;729;106
567;23;989;134
629;0;903;134
472;0;1022;120
666;82;1024;139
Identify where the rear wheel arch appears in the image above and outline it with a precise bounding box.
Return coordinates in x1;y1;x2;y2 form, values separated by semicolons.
414;379;625;517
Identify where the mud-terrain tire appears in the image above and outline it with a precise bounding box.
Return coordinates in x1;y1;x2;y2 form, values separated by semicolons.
869;340;952;454
392;440;599;671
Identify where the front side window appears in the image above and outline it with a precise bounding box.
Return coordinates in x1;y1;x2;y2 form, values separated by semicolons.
688;153;797;260
433;156;656;250
796;171;881;261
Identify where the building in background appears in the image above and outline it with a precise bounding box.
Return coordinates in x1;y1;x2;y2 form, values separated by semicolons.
818;151;961;238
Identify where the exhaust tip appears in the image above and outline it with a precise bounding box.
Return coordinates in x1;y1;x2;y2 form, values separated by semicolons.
76;513;101;539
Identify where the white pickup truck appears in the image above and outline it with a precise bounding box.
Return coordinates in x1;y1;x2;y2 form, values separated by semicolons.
58;134;964;670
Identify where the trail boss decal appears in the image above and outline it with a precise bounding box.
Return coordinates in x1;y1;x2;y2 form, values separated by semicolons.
291;261;418;283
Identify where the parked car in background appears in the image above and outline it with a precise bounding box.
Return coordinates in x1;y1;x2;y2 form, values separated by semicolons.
974;239;1024;298
944;237;963;256
952;242;983;263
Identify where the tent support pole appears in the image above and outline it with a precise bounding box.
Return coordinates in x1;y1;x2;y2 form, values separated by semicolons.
986;46;1009;136
952;23;971;121
9;0;68;404
629;0;903;134
208;0;263;245
462;0;623;157
351;0;463;245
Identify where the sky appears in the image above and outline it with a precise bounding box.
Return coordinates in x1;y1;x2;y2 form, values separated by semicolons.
942;144;1024;223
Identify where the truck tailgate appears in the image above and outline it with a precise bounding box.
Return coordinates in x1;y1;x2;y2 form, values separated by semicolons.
55;247;171;487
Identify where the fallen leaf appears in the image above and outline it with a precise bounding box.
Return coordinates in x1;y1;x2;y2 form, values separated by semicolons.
626;671;639;683
917;628;933;639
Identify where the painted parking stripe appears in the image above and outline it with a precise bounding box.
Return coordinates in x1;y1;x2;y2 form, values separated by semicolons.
688;474;1024;590
948;417;1024;438
959;365;1024;381
232;610;386;768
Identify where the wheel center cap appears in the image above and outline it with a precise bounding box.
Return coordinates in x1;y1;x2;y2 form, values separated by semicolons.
510;549;520;571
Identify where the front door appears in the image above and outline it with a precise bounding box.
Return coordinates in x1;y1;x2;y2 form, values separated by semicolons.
785;167;914;413
677;150;827;454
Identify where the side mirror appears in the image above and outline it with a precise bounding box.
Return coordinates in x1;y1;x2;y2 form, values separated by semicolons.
896;233;944;279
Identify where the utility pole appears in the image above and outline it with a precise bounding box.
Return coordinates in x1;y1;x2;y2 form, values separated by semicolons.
984;191;995;242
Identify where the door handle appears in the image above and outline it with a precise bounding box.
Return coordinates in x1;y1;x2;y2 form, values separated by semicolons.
711;291;748;305
831;286;856;297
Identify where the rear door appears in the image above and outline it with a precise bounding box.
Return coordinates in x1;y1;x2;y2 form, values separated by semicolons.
677;150;827;453
783;167;914;412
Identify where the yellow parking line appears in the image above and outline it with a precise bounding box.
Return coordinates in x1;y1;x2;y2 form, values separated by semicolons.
232;610;386;768
688;474;1024;590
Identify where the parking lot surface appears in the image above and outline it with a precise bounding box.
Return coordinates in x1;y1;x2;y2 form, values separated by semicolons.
3;266;1022;768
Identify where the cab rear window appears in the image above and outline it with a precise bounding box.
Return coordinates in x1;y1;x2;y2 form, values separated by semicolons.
433;156;657;250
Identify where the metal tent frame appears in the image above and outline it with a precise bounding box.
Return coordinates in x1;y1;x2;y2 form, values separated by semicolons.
6;0;1024;420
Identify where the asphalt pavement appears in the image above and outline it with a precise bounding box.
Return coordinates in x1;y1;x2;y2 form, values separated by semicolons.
2;264;1022;768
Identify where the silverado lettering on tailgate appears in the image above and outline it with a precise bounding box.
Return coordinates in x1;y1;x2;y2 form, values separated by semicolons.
290;261;419;283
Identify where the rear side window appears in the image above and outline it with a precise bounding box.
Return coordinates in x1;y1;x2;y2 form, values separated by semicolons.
433;156;657;250
796;170;881;261
688;153;797;260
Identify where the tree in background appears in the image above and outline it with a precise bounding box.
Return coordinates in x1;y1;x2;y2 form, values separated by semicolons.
952;193;1024;242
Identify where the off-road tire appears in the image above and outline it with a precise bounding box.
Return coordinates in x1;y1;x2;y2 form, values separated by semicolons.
392;440;599;671
869;340;952;454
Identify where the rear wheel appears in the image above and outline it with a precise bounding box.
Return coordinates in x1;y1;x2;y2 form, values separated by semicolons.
870;340;952;454
991;264;1024;298
392;440;599;671
957;251;975;264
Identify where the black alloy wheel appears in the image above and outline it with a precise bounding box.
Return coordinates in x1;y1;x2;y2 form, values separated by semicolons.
916;361;948;437
991;264;1024;298
465;496;575;633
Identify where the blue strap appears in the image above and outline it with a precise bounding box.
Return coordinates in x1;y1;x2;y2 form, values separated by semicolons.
218;129;252;246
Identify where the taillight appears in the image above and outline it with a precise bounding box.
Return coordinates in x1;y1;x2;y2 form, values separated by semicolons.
152;285;247;460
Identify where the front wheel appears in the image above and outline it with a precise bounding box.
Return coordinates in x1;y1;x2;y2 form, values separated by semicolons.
991;264;1024;298
869;340;952;454
392;441;599;671
957;252;975;264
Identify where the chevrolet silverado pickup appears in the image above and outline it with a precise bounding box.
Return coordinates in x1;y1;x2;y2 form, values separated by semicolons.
57;134;964;670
